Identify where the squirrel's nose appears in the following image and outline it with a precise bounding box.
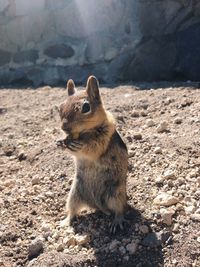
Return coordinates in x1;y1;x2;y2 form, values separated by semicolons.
62;121;71;132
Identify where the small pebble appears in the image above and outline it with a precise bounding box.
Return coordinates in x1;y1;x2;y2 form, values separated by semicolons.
56;243;64;252
163;169;175;179
154;147;162;154
131;110;140;117
45;191;54;198
75;234;90;246
28;239;44;260
133;133;142;140
139;225;149;234
174;117;182;124
190;214;200;222
149;157;156;164
146;119;155;127
63;236;76;247
156;121;168;133
31;176;40;185
155;176;164;185
126;242;138;254
160;208;175;226
109;240;120;251
185;205;196;214
153;192;179;207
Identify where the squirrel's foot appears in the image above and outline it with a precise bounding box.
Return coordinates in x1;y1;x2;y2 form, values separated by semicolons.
110;215;128;234
60;217;71;228
60;215;75;228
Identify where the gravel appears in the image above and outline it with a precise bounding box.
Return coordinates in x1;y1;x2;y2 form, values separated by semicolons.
0;83;200;266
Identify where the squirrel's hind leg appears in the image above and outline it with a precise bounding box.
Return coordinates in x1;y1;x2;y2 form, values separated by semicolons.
60;186;84;227
107;192;127;233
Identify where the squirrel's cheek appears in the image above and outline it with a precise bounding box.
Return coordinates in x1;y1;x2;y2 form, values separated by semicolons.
72;132;79;139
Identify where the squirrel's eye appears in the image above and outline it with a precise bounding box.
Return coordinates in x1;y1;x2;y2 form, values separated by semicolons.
82;102;91;113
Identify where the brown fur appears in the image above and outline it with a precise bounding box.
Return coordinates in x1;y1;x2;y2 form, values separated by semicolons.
59;76;128;232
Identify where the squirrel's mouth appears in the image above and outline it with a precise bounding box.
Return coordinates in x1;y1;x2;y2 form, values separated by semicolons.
61;125;72;134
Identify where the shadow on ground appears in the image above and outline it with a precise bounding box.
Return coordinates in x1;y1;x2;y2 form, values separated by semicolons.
27;206;164;267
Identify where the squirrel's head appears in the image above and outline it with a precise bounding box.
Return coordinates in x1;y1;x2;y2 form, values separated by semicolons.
59;76;108;138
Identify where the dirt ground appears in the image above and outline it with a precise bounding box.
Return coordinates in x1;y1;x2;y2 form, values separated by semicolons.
0;82;200;267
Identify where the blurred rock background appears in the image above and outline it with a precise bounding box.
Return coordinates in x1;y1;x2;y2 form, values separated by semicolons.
0;0;200;86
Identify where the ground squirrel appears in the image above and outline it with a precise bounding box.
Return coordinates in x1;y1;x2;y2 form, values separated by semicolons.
57;76;128;233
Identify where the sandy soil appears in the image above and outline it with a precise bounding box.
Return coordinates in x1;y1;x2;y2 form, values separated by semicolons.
0;82;200;267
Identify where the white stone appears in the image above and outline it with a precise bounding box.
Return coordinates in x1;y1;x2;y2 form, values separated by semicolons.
45;191;54;198
189;171;198;178
184;197;196;206
185;206;196;215
190;214;200;222
155;176;164;184
146;119;155;127
156;121;168;133
154;147;162;154
126;242;138;254
119;246;126;255
75;234;90;246
165;97;172;105
160;208;175;226
172;223;179;233
195;208;200;214
109;240;120;251
153;192;179;207
163;169;175;179
52;231;60;240
41;222;51;232
139;225;149;234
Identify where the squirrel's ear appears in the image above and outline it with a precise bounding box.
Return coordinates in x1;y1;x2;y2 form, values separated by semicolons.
67;79;76;96
86;76;101;103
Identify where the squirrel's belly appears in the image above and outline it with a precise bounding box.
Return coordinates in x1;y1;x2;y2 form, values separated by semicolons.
76;164;108;206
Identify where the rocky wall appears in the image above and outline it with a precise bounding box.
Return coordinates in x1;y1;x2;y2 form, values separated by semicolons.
0;0;200;86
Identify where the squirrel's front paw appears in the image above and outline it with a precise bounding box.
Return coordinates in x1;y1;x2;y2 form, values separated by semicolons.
65;139;84;152
55;138;83;151
55;139;67;148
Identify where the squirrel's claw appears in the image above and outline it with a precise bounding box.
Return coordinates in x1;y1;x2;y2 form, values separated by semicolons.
55;138;83;151
55;139;67;148
110;216;128;234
